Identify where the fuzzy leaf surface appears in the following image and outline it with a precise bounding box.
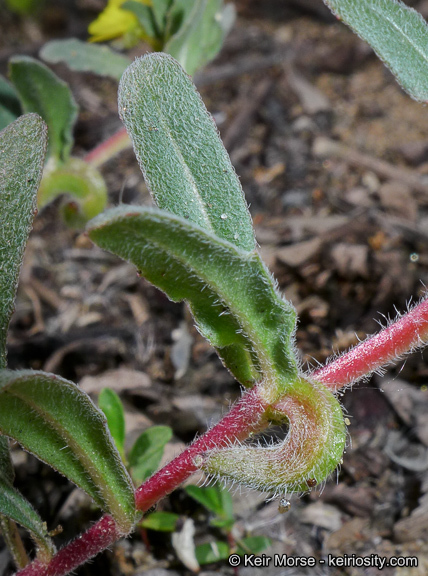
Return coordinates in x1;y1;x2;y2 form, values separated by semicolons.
88;206;298;392
324;0;428;101
203;377;346;494
0;370;136;532
40;39;131;82
0;114;47;369
0;467;54;558
9;56;78;162
118;53;255;252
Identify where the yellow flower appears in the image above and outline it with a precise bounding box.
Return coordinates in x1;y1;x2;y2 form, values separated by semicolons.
88;0;152;43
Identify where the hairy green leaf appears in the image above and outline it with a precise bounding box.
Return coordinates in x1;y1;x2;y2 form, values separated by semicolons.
140;511;179;532
0;75;21;131
88;207;298;394
0;370;136;532
9;56;78;162
0;114;47;369
128;425;172;485
118;53;255;252
0;472;55;559
99;388;126;460
324;0;428;101
164;0;235;75
203;376;346;494
40;39;131;82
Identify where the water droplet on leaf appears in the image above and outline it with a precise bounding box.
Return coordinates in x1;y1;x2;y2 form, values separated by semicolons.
278;498;291;513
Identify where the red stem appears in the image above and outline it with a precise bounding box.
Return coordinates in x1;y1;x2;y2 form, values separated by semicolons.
83;127;130;167
16;516;120;576
15;298;428;576
135;383;268;511
16;385;268;576
313;298;428;390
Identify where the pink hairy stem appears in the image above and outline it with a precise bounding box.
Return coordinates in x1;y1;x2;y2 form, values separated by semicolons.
15;516;120;576
83;127;130;167
135;383;269;510
15;385;269;576
313;298;428;391
15;299;428;576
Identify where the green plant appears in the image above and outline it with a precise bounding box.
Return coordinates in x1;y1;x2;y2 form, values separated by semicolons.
0;57;107;227
98;387;172;484
1;1;234;227
88;0;235;75
2;1;428;574
40;0;235;80
99;388;270;567
136;483;271;568
88;53;346;496
140;484;271;568
185;484;271;565
0;114;52;569
38;0;236;174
